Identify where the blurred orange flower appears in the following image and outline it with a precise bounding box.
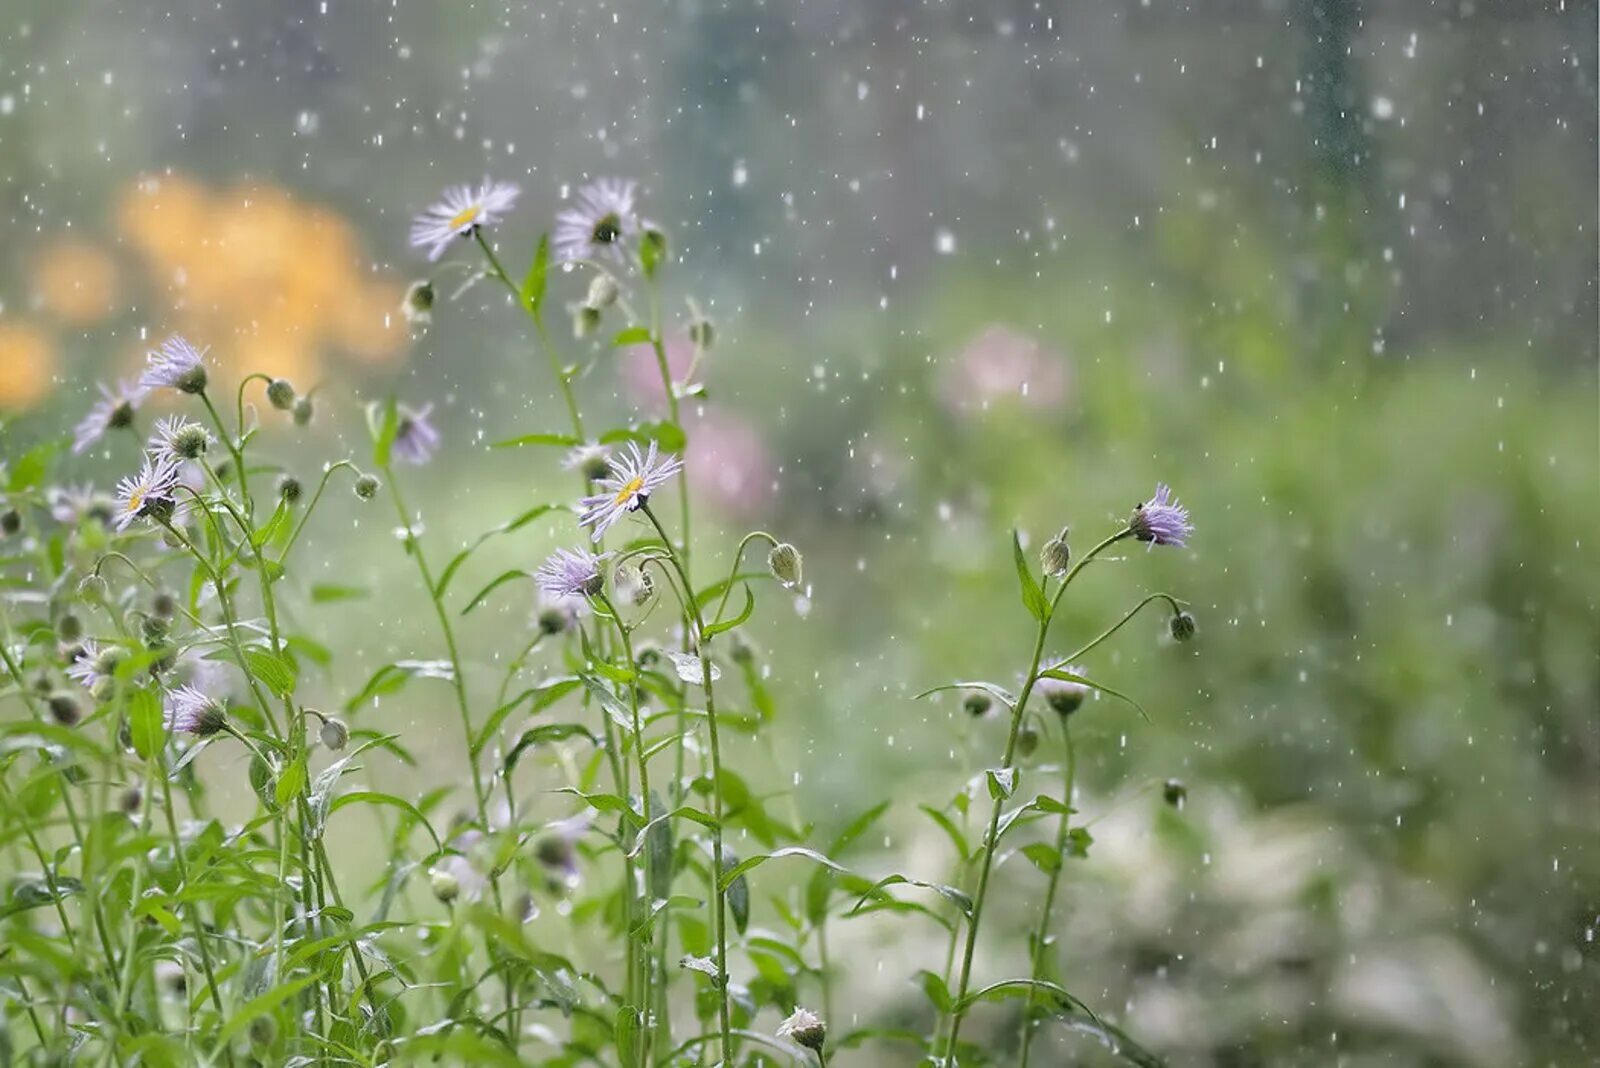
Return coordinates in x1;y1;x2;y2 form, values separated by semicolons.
33;241;119;325
0;321;58;410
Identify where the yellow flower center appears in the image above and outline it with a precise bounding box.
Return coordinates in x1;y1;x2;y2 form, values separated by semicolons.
613;476;646;506
449;204;482;230
125;489;145;514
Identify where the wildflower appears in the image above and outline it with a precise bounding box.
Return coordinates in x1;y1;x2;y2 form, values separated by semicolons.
163;684;227;737
391;404;441;465
65;641;124;695
139;335;209;394
353;473;381;500
73;380;146;454
401;279;435;324
1040;528;1071;577
767;542;803;589
1129;483;1193;548
777;1007;827;1053
409;179;521;261
1170;610;1197;642
535;547;605;600
112;453;183;531
265;378;296;411
1038;669;1089;717
47;484;103;526
554;177;640;264
319;717;349;751
148;415;211;462
577;441;684;541
563;442;613;482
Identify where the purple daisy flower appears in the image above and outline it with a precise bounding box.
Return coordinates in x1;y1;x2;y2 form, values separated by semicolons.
73;380;147;455
112;452;184;531
554;178;641;264
139;336;209;394
162;684;227;736
535;547;606;600
577;441;684;541
1129;483;1193;548
148;415;212;463
391;404;441;465
409;178;521;261
65;640;124;694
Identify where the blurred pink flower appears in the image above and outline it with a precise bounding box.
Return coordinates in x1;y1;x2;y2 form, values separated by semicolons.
619;333;696;407
939;324;1068;415
686;411;773;519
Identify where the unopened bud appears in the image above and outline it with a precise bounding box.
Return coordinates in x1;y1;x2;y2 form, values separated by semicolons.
571;303;602;339
292;396;314;427
266;378;296;411
689;317;715;350
48;692;82;727
319;717;349;751
354;474;381;501
430;868;460;903
1040;528;1071;578
585;272;619;310
277;475;303;504
1016;726;1040;758
1;510;20;536
402;280;435;325
963;693;992;718
1170;611;1196;642
55;613;83;643
767;542;803;589
1163;779;1187;808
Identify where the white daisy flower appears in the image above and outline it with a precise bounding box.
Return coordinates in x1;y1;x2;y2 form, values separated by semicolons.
577;441;684;541
409;178;521;261
112;453;184;531
554;178;641;264
139;336;209;394
73;380;147;455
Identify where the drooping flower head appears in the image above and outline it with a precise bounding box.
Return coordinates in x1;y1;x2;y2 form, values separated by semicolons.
139;336;209;395
163;684;227;737
554;178;640;264
65;640;125;695
48;483;112;527
777;1007;827;1053
535;547;606;600
1128;483;1193;548
73;380;147;454
391;404;441;465
148;415;212;463
1038;669;1089;717
409;179;521;261
112;453;184;531
562;442;613;482
577;441;684;541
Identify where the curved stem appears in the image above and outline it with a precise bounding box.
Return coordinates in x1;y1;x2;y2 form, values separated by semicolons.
1017;723;1076;1067
1053;592;1184;667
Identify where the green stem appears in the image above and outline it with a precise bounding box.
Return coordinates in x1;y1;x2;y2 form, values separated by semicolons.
198;391;252;518
939;528;1130;1063
1017;723;1077;1067
474;229;584;438
1054;593;1184;667
157;765;227;1019
640;504;731;1067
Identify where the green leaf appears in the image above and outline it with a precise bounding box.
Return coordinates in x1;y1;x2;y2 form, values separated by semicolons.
490;432;581;450
435;504;560;597
598;420;686;453
679;955;719;982
367;398;399;468
611;325;651;347
127;689;164;761
7;442;56;492
986;766;1017;801
718;846;847;892
848;874;972;918
326;791;442;852
915;969;953;1013
310;583;368;603
703;584;756;639
918;804;971;862
1013;529;1050;621
1021;842;1062;875
474;676;582;756
244;648;297;698
519;234;551;318
1036;667;1151;722
1066;827;1093;858
344;660;454;711
461;569;533;615
275;756;307;808
217;976;316;1043
723;850;751;934
502;721;600;775
250;501;291;549
915;680;1017;710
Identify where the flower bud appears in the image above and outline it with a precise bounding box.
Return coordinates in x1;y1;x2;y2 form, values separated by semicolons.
175;364;208;395
777;1007;826;1053
429;868;460;903
140;615;170;645
119;786;143;815
1170;611;1196;642
151;590;177;620
963;693;992;718
78;574;109;602
48;691;82;727
1040;528;1071;578
1163;779;1187;809
402;280;435;325
0;510;19;537
319;717;349;751
585;272;619;310
353;474;381;501
249;1015;277;1047
266;378;297;411
108;399;137;431
169;422;211;459
1038;674;1087;717
614;564;654;607
55;613;83;643
1016;726;1040;758
571;303;602;339
689;317;715;350
729;634;756;666
292;395;314;427
277;475;303;504
767;542;803;589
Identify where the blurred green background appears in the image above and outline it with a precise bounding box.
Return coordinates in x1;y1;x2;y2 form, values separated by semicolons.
2;2;1596;1065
